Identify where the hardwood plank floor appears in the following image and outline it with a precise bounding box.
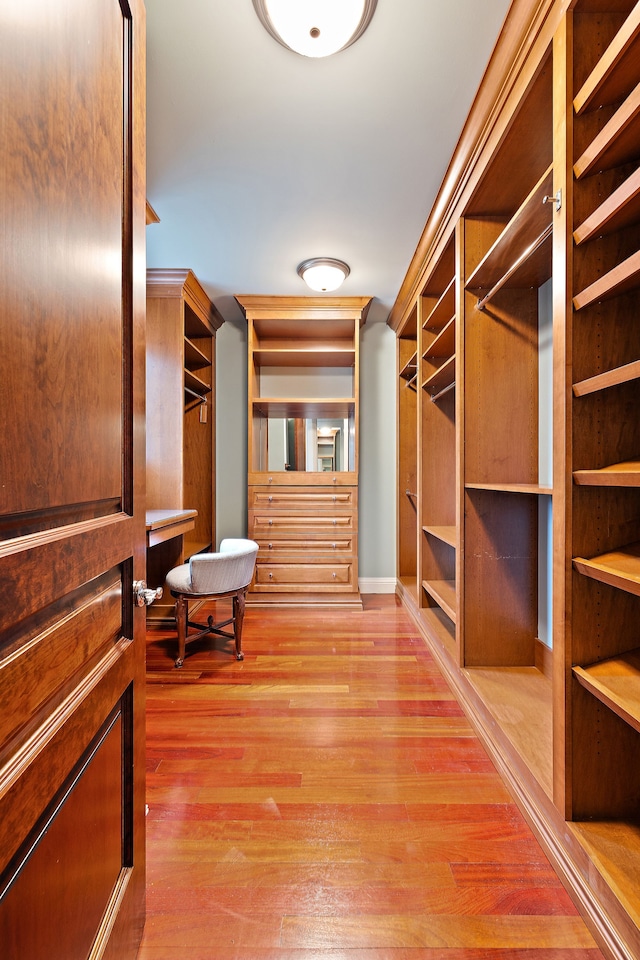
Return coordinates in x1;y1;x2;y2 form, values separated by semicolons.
140;595;604;959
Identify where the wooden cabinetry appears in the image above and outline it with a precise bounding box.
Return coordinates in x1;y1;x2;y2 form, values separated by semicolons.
391;2;640;957
237;295;371;607
146;269;224;619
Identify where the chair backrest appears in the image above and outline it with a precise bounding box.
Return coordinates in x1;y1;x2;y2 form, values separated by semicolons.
189;539;258;594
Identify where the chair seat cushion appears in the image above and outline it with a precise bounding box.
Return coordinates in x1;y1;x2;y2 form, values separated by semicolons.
165;563;192;594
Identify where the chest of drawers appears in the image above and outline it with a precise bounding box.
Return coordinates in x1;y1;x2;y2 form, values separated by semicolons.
247;480;360;605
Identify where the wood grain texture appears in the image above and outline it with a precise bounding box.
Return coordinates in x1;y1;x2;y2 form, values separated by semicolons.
139;597;603;960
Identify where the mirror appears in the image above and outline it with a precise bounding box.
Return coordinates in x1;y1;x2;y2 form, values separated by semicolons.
267;417;353;471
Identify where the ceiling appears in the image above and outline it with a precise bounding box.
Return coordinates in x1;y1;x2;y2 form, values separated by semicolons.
145;0;513;325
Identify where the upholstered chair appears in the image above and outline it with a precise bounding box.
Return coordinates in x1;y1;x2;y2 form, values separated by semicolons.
165;538;259;667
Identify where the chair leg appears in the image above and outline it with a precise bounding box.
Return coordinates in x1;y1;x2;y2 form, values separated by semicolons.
175;594;187;668
233;588;246;661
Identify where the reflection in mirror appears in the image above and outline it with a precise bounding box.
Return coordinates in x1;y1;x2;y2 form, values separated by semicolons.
267;417;351;471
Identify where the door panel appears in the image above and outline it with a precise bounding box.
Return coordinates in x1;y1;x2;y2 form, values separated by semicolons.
0;0;146;957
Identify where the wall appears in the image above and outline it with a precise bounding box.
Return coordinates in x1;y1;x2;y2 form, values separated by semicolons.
215;312;397;586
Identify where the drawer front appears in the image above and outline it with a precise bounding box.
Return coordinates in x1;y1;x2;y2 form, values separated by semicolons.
250;486;356;512
250;513;355;537
256;537;354;557
254;562;353;588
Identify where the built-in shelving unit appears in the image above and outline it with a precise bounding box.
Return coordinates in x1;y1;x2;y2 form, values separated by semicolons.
237;296;370;608
146;268;224;619
390;3;640;956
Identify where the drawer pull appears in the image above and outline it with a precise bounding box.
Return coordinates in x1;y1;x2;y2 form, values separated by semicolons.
269;572;273;579
333;495;336;502
268;476;273;483
333;519;337;525
268;543;273;549
332;572;337;579
268;519;273;525
332;543;336;549
268;495;273;502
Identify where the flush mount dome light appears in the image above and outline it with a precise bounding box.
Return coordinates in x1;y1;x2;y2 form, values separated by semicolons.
253;0;377;58
297;258;350;292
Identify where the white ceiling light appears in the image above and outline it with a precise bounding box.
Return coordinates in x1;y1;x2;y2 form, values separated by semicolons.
253;0;377;59
297;258;350;292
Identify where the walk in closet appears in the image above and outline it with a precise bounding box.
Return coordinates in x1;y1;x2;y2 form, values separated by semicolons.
390;2;640;958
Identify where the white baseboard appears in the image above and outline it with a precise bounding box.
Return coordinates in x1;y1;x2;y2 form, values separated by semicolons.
358;577;397;594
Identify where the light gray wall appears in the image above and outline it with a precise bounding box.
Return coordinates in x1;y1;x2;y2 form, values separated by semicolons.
359;319;397;578
215;311;397;580
215;314;248;545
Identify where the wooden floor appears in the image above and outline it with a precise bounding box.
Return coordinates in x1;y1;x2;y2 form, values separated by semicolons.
140;595;604;959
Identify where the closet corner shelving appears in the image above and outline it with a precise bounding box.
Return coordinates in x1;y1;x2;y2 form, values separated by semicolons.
145;268;224;620
391;1;640;956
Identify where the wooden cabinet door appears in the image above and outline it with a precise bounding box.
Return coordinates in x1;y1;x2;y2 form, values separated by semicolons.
0;1;146;957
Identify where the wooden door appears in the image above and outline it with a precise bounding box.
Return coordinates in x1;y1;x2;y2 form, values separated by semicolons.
0;1;147;957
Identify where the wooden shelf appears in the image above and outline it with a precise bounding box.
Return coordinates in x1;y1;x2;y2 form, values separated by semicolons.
399;351;418;382
574;166;640;245
423;317;455;360
423;525;457;548
570;820;640;933
574;3;640;115
465;666;553;797
465;482;552;495
573;541;640;598
184;368;211;398
573;359;640;397
251;315;357;343
422;354;455;399
466;165;553;296
573;249;640;310
574;460;640;486
184;337;210;371
423;277;455;331
252;397;355;419
574;81;640;179
573;648;640;735
422;579;456;623
253;347;355;367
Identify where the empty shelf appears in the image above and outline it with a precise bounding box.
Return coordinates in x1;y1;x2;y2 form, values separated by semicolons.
574;4;640;116
574;460;640;486
573;541;640;598
574;81;640;179
253;347;355;367
423;317;455;360
399;352;418;381
184;337;211;370
422;579;456;623
573;359;640;397
465;482;552;495
574;167;640;245
423;277;456;331
423;525;457;548
573;249;640;310
253;398;355;418
573;648;640;734
423;355;455;399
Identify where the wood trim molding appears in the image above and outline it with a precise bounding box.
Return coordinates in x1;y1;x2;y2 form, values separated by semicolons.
236;295;373;324
146;268;225;331
388;0;567;332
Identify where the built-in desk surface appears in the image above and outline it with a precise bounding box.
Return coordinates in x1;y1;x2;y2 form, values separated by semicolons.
146;509;197;548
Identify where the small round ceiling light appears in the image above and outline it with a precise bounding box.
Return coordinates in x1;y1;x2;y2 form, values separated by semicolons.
253;0;377;59
297;258;350;293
